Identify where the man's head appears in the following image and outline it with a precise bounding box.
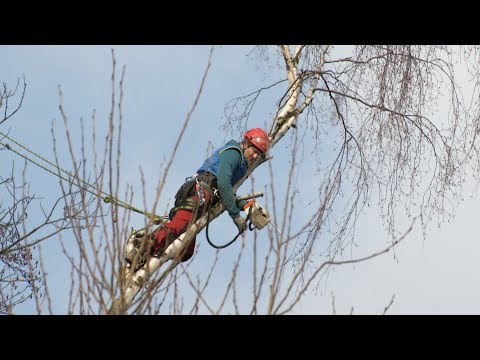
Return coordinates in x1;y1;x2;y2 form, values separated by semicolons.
243;128;270;166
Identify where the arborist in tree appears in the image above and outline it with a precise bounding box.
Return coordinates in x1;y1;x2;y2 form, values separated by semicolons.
125;127;271;269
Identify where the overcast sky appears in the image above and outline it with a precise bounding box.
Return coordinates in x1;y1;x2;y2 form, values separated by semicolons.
1;45;480;315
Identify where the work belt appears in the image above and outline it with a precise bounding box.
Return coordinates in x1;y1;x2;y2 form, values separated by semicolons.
169;172;219;219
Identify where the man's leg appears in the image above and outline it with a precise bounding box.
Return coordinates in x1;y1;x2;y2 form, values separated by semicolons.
151;209;196;262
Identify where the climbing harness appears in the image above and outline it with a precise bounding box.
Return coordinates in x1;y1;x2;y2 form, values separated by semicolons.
0;131;165;224
168;173;219;219
194;172;219;200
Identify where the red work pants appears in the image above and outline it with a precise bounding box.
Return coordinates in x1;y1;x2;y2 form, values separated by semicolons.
152;209;196;262
152;181;216;262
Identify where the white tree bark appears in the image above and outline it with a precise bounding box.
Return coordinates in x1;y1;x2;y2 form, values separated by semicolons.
107;45;317;315
107;193;265;314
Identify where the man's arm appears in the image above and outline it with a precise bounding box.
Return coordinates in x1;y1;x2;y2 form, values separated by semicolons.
216;148;243;218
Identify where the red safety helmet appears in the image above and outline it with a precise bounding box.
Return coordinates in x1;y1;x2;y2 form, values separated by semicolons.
244;128;270;154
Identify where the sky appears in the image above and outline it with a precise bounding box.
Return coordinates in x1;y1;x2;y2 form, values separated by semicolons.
1;45;480;315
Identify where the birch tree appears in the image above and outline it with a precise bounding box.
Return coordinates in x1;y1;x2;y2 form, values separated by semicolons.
102;46;480;314
7;46;480;314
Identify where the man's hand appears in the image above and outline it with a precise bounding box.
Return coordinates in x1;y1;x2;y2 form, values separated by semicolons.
233;214;247;234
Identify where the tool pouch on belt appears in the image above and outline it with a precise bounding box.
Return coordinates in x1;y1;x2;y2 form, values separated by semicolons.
175;178;197;204
169;178;197;219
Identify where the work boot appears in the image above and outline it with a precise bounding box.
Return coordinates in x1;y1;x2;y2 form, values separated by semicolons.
125;237;151;271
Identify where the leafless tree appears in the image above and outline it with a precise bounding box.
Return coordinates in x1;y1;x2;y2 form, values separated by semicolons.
162;45;480;314
0;76;97;314
6;45;480;314
223;45;480;282
0;78;44;313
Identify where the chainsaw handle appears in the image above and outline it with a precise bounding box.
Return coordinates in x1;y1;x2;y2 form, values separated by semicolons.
243;199;255;210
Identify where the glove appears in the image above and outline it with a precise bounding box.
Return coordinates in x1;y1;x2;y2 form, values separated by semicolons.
232;214;247;234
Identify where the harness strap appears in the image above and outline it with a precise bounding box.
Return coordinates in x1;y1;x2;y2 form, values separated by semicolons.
168;173;219;219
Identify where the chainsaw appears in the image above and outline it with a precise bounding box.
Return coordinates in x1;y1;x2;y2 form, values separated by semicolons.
243;200;271;230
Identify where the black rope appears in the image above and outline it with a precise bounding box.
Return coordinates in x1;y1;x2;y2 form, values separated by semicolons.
205;206;251;249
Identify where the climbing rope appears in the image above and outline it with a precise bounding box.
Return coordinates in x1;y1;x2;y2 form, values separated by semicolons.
0;131;165;223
